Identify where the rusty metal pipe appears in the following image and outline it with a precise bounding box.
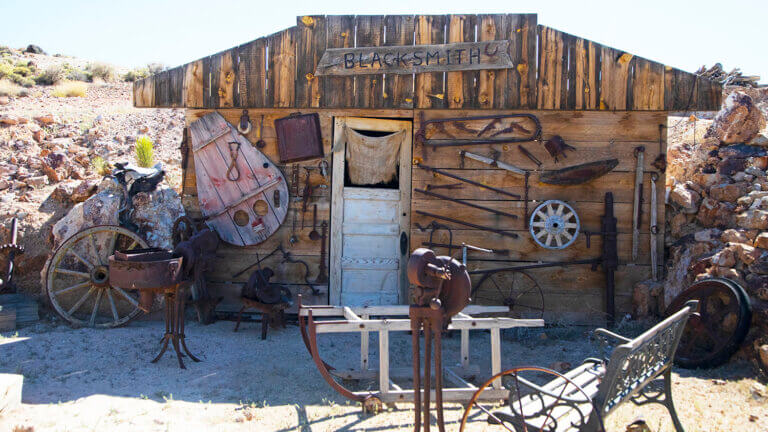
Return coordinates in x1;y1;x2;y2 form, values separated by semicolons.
416;164;522;200
415;211;519;239
414;188;518;219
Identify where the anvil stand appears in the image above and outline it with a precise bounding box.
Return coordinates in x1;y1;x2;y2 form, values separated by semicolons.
410;305;447;432
151;280;201;369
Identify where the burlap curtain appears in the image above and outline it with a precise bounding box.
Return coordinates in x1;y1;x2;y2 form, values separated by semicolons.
344;127;405;185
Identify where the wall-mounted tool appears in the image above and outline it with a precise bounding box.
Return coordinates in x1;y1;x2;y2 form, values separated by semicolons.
539;159;619;186
309;204;320;241
650;172;660;281
291;164;300;200
289;210;298;245
518;145;542;168
425;183;463;191
652;124;666;172
417;221;455;257
415;113;542;149
315;221;329;284
416;210;519;239
226;141;241;181
318;159;329;179
416;164;521;199
632;146;645;262
415;188;518;219
300;168;313;228
255;115;266;149
529;200;580;250
237;109;252;135
275;112;324;163
542;135;576;162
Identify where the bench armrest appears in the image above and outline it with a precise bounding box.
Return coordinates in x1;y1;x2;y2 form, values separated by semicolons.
592;328;632;362
593;328;632;344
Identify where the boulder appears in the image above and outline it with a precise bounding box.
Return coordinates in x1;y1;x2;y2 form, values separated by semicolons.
730;243;760;265
24;44;44;54
692;172;722;188
746;274;768;301
712;247;736;268
721;229;750;244
752;155;768;170
719;143;768;158
71;179;99;203
633;279;664;318
718;157;746;176
694;228;722;243
705;92;766;144
709;182;748;203
697;198;735;227
669;183;701;213
128;187;185;250
737;209;768;230
24;175;48;188
51;179;123;248
748;252;768;274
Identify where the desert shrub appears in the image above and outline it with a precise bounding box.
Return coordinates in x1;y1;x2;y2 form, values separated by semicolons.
91;156;111;176
35;65;66;85
51;81;87;97
135;136;154;168
146;63;167;74
88;62;117;82
0;79;23;97
122;67;149;82
0;60;35;87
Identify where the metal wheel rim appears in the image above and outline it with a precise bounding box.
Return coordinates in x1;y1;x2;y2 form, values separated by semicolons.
46;225;149;328
529;200;580;250
472;270;545;319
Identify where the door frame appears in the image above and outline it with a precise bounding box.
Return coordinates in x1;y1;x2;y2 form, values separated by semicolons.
329;116;413;306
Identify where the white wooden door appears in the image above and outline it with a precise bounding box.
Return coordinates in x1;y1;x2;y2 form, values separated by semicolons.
330;117;412;306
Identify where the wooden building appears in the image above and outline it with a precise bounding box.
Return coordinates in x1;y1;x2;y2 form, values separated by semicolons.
133;14;722;324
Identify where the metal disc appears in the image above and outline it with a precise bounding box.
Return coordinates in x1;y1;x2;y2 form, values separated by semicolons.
45;225;149;328
529;200;580;250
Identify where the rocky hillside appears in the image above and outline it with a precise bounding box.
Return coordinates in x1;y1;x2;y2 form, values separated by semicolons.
0;46;184;296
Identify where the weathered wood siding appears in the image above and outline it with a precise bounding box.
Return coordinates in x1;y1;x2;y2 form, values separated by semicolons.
135;16;722;111
412;110;667;323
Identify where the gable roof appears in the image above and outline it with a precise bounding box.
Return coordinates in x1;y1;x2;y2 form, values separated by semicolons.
133;14;722;111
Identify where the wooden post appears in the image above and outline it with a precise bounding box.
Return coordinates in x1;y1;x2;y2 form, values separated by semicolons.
361;314;370;371
460;329;470;368
491;327;501;389
379;329;390;395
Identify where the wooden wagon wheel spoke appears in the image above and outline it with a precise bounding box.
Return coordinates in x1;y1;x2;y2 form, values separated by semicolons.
530;200;580;250
46;225;149;328
113;286;139;307
55;281;91;296
89;288;104;326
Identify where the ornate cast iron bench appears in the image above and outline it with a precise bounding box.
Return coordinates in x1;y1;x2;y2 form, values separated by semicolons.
460;300;698;432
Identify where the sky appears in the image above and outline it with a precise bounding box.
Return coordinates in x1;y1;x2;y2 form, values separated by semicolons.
1;0;765;83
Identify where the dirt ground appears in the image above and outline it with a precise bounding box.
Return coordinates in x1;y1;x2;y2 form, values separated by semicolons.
0;319;765;432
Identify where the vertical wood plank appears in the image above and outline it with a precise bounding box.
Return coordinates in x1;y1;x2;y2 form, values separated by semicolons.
202;55;215;108
632;57;664;110
600;46;633;110
697;75;719;110
184;59;205;108
322;15;355;108
154;70;169;107
268;28;297;108
354;15;385;108
133;76;155;107
446;14;477;109
171;66;184;107
564;33;576;109
296;15;327;108
383;15;415;109
238;38;266;108
573;38;601;110
513;14;537;108
414;15;447;109
217;49;237;108
477;14;509;109
536;26;565;110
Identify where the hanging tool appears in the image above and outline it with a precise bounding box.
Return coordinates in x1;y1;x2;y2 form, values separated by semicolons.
650;172;659;281
315;221;329;284
632;146;645;262
417;221;455;257
291;164;300;200
414;188;518;219
309;204;320;241
542;135;576;162
226;141;241;181
652;124;667;172
237;109;252;135
318;159;329;179
458;150;530;225
416;210;519;239
0;217;24;293
255;114;266;149
415;113;542;149
301;168;312;229
599;193;618;326
289;210;298;245
425;183;463;191
416;164;521;200
538;158;619;186
518;145;542;168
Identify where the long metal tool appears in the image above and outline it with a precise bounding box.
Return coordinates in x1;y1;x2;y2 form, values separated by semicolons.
415;210;519;238
415;113;542;147
539;159;619;186
650;172;659;281
414;188;518;219
416;164;521;199
460;151;527;176
632;147;645;262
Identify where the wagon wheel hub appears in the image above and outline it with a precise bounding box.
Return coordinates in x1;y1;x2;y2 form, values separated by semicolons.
91;265;110;287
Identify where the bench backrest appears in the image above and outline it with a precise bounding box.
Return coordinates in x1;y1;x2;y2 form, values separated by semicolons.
594;300;697;416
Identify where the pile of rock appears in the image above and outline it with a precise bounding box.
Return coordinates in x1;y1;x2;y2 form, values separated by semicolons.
637;89;768;372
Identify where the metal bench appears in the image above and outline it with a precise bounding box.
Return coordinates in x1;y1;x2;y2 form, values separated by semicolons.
461;300;698;432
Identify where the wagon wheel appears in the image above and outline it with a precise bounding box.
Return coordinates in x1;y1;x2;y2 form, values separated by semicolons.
667;278;752;369
472;271;545;319
460;366;604;432
45;225;149;328
529;200;580;250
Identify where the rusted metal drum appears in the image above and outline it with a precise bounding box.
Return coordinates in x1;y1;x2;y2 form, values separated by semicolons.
108;248;183;312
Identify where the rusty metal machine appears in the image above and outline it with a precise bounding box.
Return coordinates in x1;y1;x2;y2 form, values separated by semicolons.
0;217;24;294
407;248;471;432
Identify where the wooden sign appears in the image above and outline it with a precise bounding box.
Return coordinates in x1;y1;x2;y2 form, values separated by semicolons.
315;40;513;76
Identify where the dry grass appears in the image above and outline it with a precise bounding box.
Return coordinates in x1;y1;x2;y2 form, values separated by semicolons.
51;81;87;98
0;79;23;97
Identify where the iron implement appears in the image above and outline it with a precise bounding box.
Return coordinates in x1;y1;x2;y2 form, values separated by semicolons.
538;158;619;186
414;188;518;219
415;210;519;239
416;113;542;148
416;163;521;199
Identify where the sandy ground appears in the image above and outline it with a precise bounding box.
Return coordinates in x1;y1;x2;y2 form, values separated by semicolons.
0;318;765;432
